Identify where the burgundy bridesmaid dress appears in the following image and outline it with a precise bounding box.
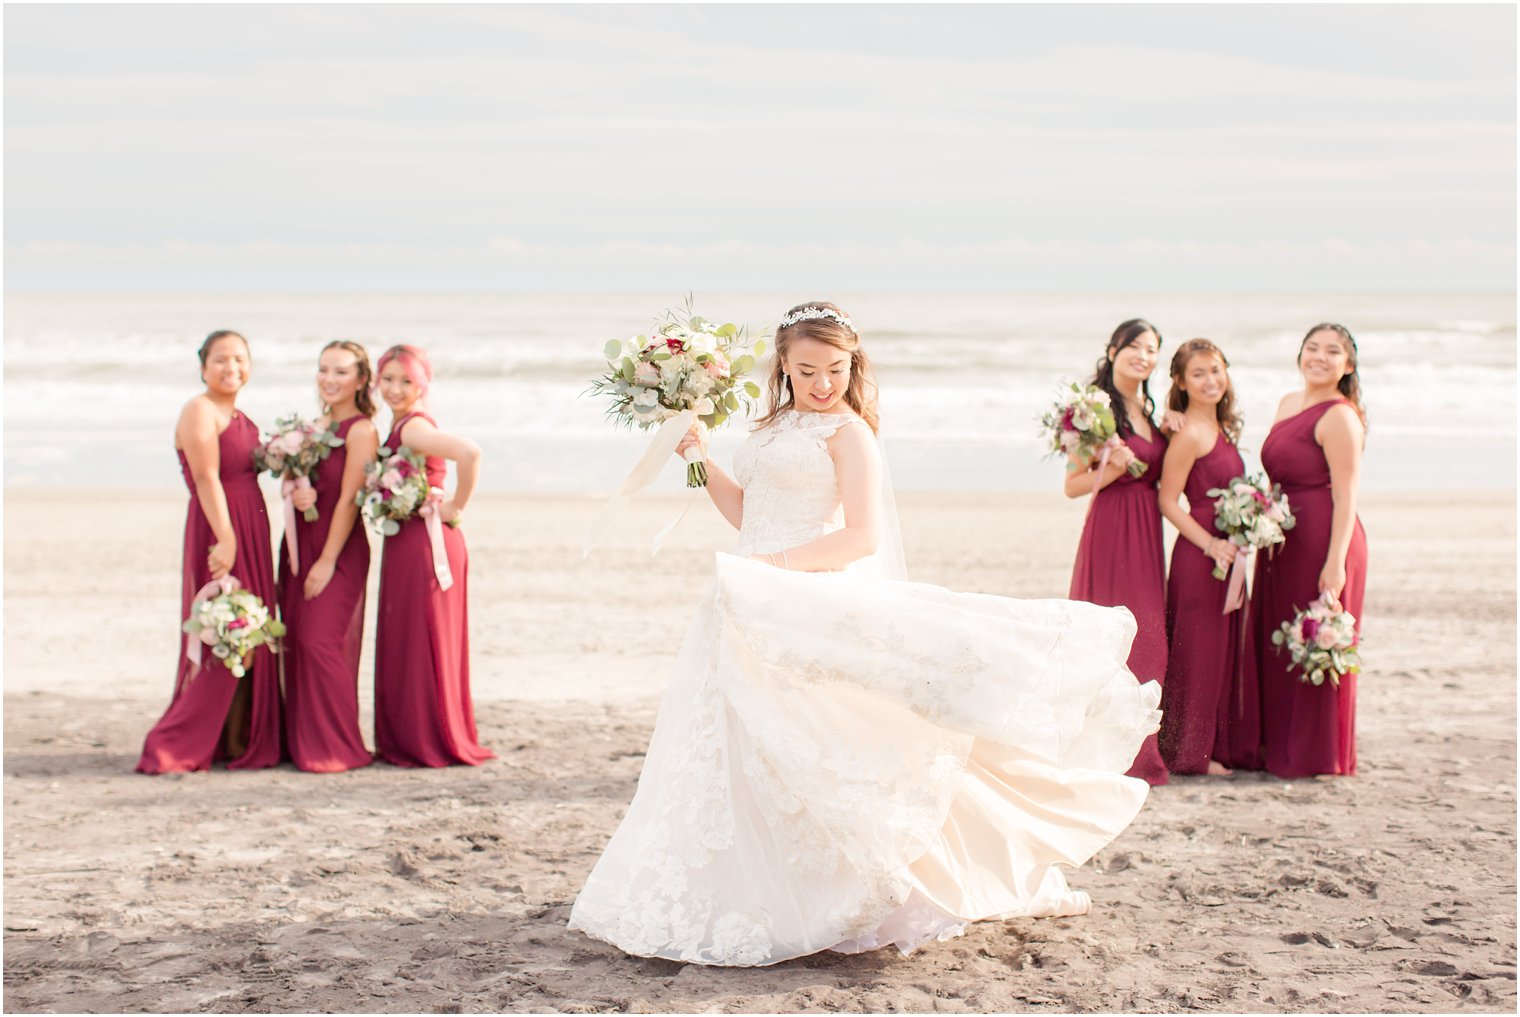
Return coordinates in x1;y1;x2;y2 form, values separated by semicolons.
1159;431;1260;774
278;415;374;773
138;411;283;773
1253;399;1368;778
1069;427;1170;785
373;411;494;767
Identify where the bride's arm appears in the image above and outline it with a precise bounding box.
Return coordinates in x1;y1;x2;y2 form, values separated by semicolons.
762;422;882;571
676;423;743;530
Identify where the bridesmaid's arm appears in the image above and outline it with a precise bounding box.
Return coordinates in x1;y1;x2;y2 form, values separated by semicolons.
1062;441;1136;499
760;423;881;572
177;397;236;579
675;422;743;530
304;419;378;600
1316;403;1365;608
400;417;481;524
1157;426;1235;574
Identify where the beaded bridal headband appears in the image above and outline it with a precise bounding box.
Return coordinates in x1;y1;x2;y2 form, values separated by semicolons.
779;306;855;333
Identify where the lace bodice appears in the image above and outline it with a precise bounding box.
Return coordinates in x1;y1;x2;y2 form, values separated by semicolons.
732;409;865;557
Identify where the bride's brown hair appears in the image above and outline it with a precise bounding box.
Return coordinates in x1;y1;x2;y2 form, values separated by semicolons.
1166;339;1243;444
755;301;879;434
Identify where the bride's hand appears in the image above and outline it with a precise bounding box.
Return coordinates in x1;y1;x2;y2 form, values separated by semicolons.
674;422;708;462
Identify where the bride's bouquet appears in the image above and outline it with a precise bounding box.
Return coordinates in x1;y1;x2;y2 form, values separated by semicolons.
182;577;285;679
1206;474;1295;581
1039;383;1146;479
252;414;345;521
588;302;768;487
1271;594;1361;687
356;446;433;537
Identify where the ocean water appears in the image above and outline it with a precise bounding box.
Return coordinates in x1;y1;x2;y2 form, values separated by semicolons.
3;291;1514;493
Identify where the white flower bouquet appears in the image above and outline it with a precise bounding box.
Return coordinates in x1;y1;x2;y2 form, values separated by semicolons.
1271;594;1361;687
182;579;285;678
252;413;345;521
1039;383;1146;477
588;302;768;487
1206;474;1295;580
356;445;435;537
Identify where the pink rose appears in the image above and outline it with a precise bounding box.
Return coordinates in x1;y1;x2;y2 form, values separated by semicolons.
704;353;730;379
227;617;249;630
379;469;402;490
199;628;220;646
1315;627;1340;650
634;361;662;386
279;431;306;455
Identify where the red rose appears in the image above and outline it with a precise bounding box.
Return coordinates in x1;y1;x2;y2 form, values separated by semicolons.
1301;617;1320;642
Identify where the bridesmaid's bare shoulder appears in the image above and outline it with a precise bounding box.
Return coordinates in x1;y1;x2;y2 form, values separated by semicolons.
174;393;226;447
1169;416;1215;455
1315;400;1365;445
1272;391;1303;425
348;416;380;440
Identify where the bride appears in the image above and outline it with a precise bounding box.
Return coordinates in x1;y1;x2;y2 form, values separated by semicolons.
568;302;1163;966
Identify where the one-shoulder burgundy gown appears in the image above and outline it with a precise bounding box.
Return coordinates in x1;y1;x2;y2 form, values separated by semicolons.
138;411;282;773
1253;399;1368;778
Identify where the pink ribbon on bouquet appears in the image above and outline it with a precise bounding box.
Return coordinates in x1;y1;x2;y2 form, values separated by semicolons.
185;574;239;669
1081;436;1119;519
1222;545;1253;615
279;476;311;574
418;487;455;591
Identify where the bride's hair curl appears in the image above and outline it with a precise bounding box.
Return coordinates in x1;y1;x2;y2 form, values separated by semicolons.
755;301;879;434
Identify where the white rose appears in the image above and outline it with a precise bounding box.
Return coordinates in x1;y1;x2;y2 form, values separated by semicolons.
632;388;660;410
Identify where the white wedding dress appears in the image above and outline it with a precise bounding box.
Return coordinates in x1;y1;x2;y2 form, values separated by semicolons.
568;408;1162;966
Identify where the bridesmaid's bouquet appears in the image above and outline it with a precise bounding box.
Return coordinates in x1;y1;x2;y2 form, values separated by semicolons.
356;446;432;536
1206;474;1296;581
1039;383;1146;478
182;578;285;679
252;414;345;521
588;300;768;487
1271;594;1361;687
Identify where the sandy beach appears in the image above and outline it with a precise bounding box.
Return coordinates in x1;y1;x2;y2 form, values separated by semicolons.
3;488;1515;1013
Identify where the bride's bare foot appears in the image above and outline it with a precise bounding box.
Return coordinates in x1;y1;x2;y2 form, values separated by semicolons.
1206;759;1233;776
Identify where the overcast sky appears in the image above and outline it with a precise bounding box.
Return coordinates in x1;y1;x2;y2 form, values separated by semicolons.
4;3;1514;292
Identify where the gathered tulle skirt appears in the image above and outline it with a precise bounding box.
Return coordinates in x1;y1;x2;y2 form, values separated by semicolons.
567;554;1162;966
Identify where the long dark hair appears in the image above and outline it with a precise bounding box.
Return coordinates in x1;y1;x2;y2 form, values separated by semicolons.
1090;318;1161;437
1299;322;1367;431
1167;339;1243;444
756;301;879;434
320;340;377;418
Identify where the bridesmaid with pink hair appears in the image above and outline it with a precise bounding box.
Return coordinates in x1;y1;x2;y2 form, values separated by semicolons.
279;340;379;773
1155;339;1259;777
1252;323;1369;778
1065;319;1169;786
372;344;494;767
138;330;282;773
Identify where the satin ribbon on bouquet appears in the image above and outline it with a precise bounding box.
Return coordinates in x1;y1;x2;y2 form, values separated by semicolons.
185;574;240;669
583;408;700;558
1222;545;1253;615
418;487;455;591
279;475;312;573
